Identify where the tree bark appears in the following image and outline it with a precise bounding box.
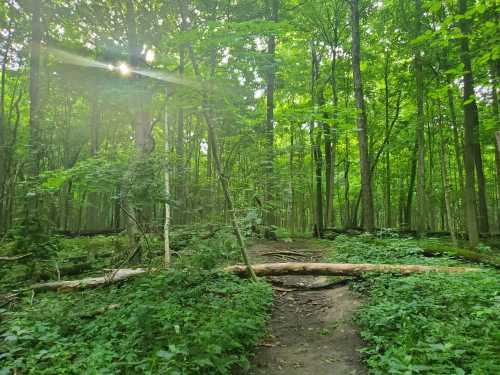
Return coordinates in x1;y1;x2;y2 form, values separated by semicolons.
405;139;418;230
27;0;42;223
264;0;279;225
164;88;171;267
415;0;426;236
226;262;480;277
350;0;374;232
458;0;480;247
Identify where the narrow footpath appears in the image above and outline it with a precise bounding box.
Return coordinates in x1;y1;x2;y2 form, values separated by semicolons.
245;240;366;375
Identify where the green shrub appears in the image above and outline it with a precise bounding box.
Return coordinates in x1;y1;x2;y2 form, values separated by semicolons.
328;236;499;374
0;270;272;374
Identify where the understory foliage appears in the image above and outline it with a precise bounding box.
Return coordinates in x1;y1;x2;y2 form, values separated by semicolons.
0;236;273;375
329;235;499;375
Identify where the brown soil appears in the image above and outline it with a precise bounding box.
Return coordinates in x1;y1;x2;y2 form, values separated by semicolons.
242;240;366;375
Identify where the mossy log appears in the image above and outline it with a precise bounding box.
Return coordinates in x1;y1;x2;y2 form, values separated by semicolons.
421;245;500;268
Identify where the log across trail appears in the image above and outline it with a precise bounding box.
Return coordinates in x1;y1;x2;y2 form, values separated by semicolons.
225;262;480;277
28;262;480;292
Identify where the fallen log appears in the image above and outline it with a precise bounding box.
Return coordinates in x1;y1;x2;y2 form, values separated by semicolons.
30;268;148;292
224;262;481;277
421;245;500;269
28;261;481;293
0;253;32;262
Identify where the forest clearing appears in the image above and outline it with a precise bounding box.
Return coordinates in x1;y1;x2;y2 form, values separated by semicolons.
1;0;499;374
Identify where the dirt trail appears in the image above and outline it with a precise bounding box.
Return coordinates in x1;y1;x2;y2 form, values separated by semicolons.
245;240;366;375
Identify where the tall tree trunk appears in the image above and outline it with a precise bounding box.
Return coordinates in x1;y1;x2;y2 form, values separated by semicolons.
491;62;500;231
187;40;257;280
0;32;10;233
439;108;457;245
27;0;42;226
458;0;479;247
311;45;323;236
264;0;279;225
350;0;374;232
164;88;171;267
447;85;464;196
415;0;426;236
383;49;391;227
175;49;186;225
405;139;418;230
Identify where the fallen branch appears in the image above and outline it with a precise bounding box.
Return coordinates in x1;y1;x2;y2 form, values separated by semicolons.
269;277;351;291
225;262;481;277
261;251;311;257
30;268;148;292
27;261;481;293
79;304;121;319
0;253;32;262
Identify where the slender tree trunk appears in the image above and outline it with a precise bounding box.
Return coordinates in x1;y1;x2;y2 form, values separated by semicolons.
350;0;374;232
175;47;186;225
187;42;257;280
491;63;500;231
264;0;279;225
0;36;9;233
415;0;426;236
383;49;391;227
405;139;418;230
28;0;42;219
344;132;351;228
447;85;464;195
439;110;457;245
164;88;171;267
458;0;479;247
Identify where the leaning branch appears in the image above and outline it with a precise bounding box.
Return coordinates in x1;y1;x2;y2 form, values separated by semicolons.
225;262;480;277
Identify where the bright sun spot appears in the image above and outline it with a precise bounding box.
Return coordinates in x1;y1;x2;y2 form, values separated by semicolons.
107;64;114;71
145;49;155;63
118;62;131;76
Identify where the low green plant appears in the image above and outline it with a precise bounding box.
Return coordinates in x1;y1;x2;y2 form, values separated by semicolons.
328;236;499;374
1;270;272;374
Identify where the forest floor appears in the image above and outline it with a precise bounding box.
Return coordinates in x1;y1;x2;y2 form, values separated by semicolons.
244;240;366;375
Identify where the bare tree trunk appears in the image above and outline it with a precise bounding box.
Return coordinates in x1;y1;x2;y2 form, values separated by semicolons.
264;0;279;225
439;111;457;245
28;0;42;222
175;48;186;225
383;49;391;227
311;45;323;237
164;88;171;267
186;40;257;280
405;139;418;230
491;63;500;231
350;0;374;232
415;0;426;237
458;0;479;247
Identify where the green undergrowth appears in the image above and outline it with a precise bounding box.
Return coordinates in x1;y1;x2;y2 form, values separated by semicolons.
0;235;273;374
328;235;499;375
